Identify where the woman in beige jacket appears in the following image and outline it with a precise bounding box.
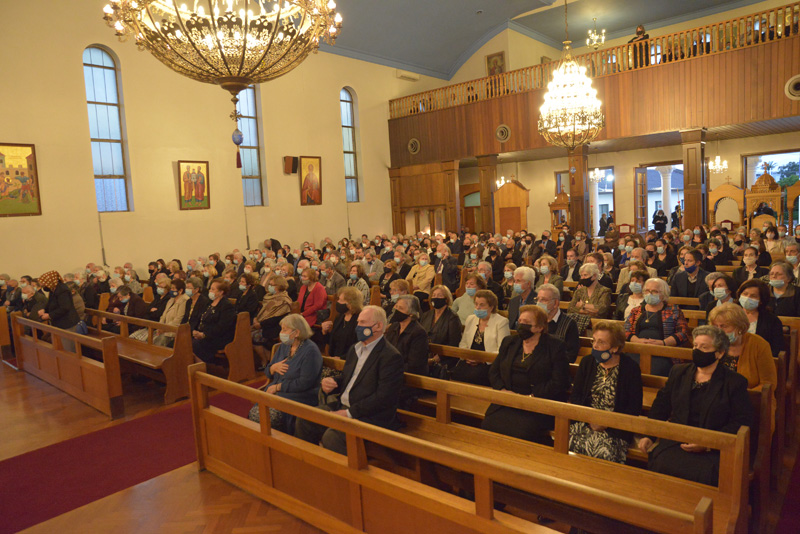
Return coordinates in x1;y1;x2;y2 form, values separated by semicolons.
406;253;435;312
153;279;190;347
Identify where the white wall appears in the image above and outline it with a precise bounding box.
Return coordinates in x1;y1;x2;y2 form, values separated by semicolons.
0;0;441;276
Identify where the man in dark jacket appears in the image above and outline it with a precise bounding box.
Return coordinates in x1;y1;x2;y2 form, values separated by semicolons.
102;286;148;333
295;305;404;454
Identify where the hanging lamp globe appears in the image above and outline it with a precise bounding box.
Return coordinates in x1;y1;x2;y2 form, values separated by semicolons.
103;0;343;102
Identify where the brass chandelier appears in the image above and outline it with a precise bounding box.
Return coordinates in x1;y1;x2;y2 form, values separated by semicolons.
103;0;343;103
538;0;604;150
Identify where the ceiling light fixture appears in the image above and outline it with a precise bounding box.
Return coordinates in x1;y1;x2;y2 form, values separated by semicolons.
586;17;605;50
538;0;604;150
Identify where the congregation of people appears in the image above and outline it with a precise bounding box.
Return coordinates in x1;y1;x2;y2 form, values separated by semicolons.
3;216;792;487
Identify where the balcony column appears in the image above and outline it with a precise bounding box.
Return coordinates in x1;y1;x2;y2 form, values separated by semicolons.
477;155;498;234
589;178;600;237
655;165;673;226
681;128;707;230
568;145;590;234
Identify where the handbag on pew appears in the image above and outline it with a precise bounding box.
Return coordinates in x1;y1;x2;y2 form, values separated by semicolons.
75;320;89;336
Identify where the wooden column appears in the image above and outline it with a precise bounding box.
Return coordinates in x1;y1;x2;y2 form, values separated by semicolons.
388;168;404;235
568;146;589;233
442;160;460;232
477;155;497;234
681;128;707;230
414;210;421;233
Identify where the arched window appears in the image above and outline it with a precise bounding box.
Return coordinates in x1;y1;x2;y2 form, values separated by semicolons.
82;46;129;212
340;88;360;203
236;85;265;206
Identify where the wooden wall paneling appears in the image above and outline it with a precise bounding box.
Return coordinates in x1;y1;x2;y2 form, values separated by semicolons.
476;155;498;233
493;181;529;234
568;146;589;234
681;128;707;229
443;161;460;231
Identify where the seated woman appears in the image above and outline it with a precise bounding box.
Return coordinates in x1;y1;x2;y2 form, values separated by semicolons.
102;285;148;334
152;280;189;347
384;278;410;317
252;275;292;369
297;268;328;327
319;286;362;358
248;314;323;434
602;252;619;284
451;274;486;325
704;274;738;318
654;239;678;276
671;249;708;298
406;253;435;313
751;238;773;268
624;277;690;376
763;225;785;256
463;245;481;273
709;303;777;400
533;255;564;294
738;279;784;358
615;270;648;321
482;305;570;444
346;263;371;306
192;278;237;364
378;260;400;302
732;246;769;286
420;284;462;346
184;276;210;331
638;325;753;486
500;262;517;307
567;263;611;334
569;320;643;463
200;263;218;295
235;273;261;321
385;294;429;375
124;269;143;295
453;289;510;386
768;261;800;317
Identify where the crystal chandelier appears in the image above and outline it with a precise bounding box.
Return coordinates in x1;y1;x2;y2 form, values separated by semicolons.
708;155;728;174
586;18;605;50
588;167;604;183
103;0;343;105
538;0;604;150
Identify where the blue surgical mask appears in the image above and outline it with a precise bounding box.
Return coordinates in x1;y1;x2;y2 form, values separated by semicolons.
693;229;701;235
110;286;118;294
536;301;549;313
470;253;477;260
540;266;550;275
203;271;210;277
625;246;633;253
185;288;194;297
656;247;664;254
466;287;477;297
436;253;443;259
419;260;429;267
478;272;486;280
504;272;513;279
124;275;131;282
770;279;785;289
355;323;376;343
474;309;488;319
350;273;358;281
644;294;661;306
713;287;728;300
239;284;247;291
727;331;738;344
513;283;523;293
629;282;642;294
208;291;217;300
709;247;718;255
268;285;276;295
739;296;759;310
279;332;292;344
390;294;399;302
119;297;130;304
788;255;799;265
682;235;691;242
157;287;166;295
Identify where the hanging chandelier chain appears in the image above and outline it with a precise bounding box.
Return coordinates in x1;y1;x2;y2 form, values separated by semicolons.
564;0;569;42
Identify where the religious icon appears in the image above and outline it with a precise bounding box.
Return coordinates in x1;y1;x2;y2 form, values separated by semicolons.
299;156;322;206
0;143;42;217
177;160;210;210
485;51;506;76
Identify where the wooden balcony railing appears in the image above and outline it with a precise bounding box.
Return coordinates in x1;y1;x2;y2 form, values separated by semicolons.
389;2;800;120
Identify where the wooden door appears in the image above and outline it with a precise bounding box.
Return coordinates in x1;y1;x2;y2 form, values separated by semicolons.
463;207;476;234
498;207;522;235
634;167;648;235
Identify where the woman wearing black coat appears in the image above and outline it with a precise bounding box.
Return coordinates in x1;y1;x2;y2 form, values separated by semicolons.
738;279;786;358
192;279;237;363
38;271;81;352
482;305;570;444
235;273;261;321
569;321;642;463
385;295;431;408
319;286;362;358
652;210;668;237
418;285;462;368
638;325;753;486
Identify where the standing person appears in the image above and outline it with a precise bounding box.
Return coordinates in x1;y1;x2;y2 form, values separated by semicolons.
671;204;682;230
37;271;81;352
628;24;650;68
652;209;668;237
599;213;609;236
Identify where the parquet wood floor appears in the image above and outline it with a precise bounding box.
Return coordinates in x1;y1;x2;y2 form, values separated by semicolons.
20;464;322;534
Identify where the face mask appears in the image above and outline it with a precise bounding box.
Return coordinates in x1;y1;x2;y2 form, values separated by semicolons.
727;331;739;344
86;268;92;273
244;268;252;274
780;231;786;237
504;272;513;279
682;235;691;242
629;282;642;294
349;249;356;255
788;255;799;265
435;252;443;259
713;287;728;300
513;283;525;294
739;295;758;310
390;293;400;303
0;280;5;286
656;247;664;254
516;323;535;340
394;257;402;263
208;291;217;300
469;253;477;260
578;277;593;287
474;309;488;319
391;310;409;323
169;290;178;298
592;348;613;364
709;247;718;255
225;259;231;265
21;293;29;301
350;274;358;281
268;285;276;295
123;275;131;282
539;266;550;275
279;332;293;344
185;288;194;297
157;287;166;295
743;256;756;266
536;301;549;314
692;348;717;368
111;272;120;279
419;260;429;267
110;287;118;294
119;297;130;304
20;282;29;288
644;294;661;306
466;287;477;297
685;264;698;274
431;297;447;309
355;324;376;342
770;279;785;289
558;236;564;242
693;229;701;235
623;246;633;253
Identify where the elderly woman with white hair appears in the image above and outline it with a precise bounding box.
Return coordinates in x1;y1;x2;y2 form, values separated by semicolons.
624;277;690;376
566;263;612;334
248;313;323;434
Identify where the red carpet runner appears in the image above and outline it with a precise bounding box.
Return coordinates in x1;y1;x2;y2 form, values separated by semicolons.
0;389;255;534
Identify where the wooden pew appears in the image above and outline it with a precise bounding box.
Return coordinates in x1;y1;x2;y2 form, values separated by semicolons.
142;285;154;303
454;266;467;297
97;291;110;312
369;284;382;306
188;364;730;534
85;309;194;404
777;315;800;444
11;312;124;418
0;305;12;362
216;311;257;383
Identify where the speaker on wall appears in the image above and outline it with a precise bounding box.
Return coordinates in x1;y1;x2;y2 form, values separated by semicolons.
786;74;800;101
283;156;298;174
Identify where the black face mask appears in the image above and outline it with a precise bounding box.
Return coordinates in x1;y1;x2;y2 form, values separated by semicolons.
383;267;392;274
578;277;593;287
431;297;447;309
489;250;497;256
335;302;349;314
517;323;536;340
391;310;410;323
692;348;718;368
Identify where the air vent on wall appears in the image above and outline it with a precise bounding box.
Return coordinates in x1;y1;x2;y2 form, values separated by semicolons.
407;138;421;155
495;124;511;143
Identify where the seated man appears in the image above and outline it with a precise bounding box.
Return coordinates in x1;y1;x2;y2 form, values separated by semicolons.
20;284;48;322
294;305;404;455
102;286;148;333
507;266;537;330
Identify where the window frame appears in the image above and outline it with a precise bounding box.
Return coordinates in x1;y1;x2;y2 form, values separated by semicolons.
340;87;360;203
236;85;266;207
740;147;800;189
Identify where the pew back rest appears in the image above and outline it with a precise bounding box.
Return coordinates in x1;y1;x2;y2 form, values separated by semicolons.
0;306;10;347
